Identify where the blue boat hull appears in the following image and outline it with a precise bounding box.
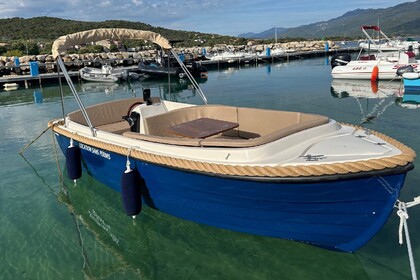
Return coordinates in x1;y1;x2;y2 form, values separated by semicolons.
55;134;409;252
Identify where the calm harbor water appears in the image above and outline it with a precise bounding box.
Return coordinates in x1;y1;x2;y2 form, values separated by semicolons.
1;56;419;279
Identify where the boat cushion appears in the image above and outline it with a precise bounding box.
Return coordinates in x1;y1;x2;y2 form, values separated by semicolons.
144;105;239;136
68;97;143;127
124;105;329;147
96;120;130;134
68;97;160;134
123;132;202;147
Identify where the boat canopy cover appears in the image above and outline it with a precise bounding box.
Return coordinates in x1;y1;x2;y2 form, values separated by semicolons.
361;25;380;31
52;28;172;58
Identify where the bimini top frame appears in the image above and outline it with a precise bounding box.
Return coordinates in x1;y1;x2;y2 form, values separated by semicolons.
52;28;208;136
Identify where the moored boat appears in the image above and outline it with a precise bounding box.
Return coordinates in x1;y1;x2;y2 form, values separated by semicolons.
79;64;120;83
331;26;419;80
402;69;420;91
49;28;416;252
330;79;402;124
360;38;420;53
138;59;208;79
207;51;255;63
3;83;19;91
138;47;208;80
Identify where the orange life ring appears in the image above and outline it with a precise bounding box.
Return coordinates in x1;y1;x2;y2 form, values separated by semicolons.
371;66;379;82
370;80;378;93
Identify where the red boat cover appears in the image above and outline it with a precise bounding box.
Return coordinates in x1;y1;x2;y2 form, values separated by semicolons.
361;25;380;31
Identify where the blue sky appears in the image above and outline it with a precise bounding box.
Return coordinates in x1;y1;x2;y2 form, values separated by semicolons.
0;0;414;36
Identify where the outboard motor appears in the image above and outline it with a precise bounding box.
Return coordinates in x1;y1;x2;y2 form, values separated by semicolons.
396;65;414;76
331;53;351;69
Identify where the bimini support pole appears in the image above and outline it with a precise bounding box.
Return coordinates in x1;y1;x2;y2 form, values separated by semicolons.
170;49;208;105
56;56;96;137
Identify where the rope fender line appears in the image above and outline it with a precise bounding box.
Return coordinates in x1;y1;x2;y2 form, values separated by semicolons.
49;121;416;178
395;198;420;280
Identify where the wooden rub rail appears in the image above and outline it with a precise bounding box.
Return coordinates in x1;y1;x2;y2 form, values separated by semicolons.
49;121;416;178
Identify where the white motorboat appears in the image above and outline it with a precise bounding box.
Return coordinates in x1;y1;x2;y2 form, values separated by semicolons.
258;47;286;58
207;51;255;63
3;83;19;91
79;65;120;83
360;39;420;52
331;26;419;80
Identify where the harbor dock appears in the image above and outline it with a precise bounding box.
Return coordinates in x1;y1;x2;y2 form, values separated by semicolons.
0;47;360;87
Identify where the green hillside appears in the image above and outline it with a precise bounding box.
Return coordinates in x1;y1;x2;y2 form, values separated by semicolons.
0;17;244;47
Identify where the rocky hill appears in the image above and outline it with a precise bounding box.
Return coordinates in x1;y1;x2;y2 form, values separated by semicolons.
239;0;420;39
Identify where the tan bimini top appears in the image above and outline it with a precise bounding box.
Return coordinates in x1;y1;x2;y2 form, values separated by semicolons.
52;28;172;58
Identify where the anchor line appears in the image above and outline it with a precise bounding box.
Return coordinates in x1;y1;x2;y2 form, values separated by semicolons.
51;133;95;278
19;125;51;155
20;124;95;278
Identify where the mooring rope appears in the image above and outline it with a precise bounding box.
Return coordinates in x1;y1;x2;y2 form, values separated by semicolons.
19;125;52;155
51;128;63;178
18;124;95;278
396;197;420;280
51;131;95;278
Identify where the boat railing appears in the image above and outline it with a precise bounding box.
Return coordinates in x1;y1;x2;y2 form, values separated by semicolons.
57;56;97;137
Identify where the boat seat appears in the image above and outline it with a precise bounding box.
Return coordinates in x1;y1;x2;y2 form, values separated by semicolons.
144;105;239;136
398;53;415;64
67;97;160;134
96;121;130;134
360;54;376;60
123;105;329;147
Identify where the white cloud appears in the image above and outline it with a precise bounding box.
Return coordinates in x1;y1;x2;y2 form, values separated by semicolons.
99;1;112;7
132;0;143;7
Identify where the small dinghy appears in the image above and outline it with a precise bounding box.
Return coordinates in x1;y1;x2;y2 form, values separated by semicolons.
3;83;19;91
79;65;119;83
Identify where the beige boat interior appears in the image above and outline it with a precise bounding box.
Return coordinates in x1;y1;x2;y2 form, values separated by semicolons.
68;98;330;148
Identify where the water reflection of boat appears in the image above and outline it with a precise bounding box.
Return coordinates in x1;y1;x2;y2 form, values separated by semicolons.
331;80;403;124
135;77;207;103
398;90;420;109
330;79;403;99
402;70;420;91
79;81;120;94
55;174;369;279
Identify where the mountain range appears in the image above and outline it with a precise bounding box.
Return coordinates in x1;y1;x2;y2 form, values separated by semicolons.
238;0;420;39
